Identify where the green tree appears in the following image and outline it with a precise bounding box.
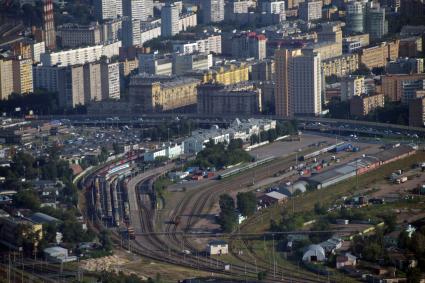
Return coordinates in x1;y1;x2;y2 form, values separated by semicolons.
218;194;237;232
237;191;257;217
13;190;41;210
100;229;113;251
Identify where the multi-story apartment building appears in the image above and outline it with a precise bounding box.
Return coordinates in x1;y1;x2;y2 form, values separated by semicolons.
381;74;425;101
138;53;173;75
399;36;423;57
409;96;425;127
251;59;275;81
94;0;118;21
128;74;200;112
58;65;85;107
58;24;102;48
122;18;141;47
346;1;365;34
322;54;359;77
317;22;343;43
188;62;249;85
358;40;399;69
386;58;424;74
173;53;213;75
274;48;322;117
161;3;180;37
12;58;33;94
299;0;322;22
401;80;425;104
201;0;225;23
305;41;342;61
350;93;385;116
0;59;13;100
340;76;365;101
172;34;222;55
140;22;161;45
230;32;267;60
83;62;102;103
197;83;262;115
225;0;256;21
123;0;153;21
344;33;370;47
42;0;56;50
101;19;122;43
40;41;121;66
31;41;46;63
101;61;121;100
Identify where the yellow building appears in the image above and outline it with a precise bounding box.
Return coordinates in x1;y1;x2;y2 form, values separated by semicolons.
129;75;200;112
322;54;359;77
12;58;33;94
189;63;249;85
0;59;13;100
350;93;385;116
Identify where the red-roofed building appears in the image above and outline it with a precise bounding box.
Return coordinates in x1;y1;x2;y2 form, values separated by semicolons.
230;32;267;60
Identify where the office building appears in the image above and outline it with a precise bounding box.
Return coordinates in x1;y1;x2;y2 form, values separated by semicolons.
359;40;399;69
409;96;425;127
123;0;153;21
40;41;121;66
340;76;364;101
346;1;365;34
0;59;13;100
161;3;180;37
138;53;173;75
12;58;33;94
201;0;225;23
128;74;200;112
42;0;56;50
94;0;118;21
101;61;121;100
231;32;267;60
322;54;359;78
381;74;425;101
197;83;262;115
350;93;385;116
173;53;213;75
58;24;102;48
299;0;322;22
365;4;387;41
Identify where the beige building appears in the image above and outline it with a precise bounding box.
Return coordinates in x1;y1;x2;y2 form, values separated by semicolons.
359;40;399;69
129;74;200;112
197;83;261;115
12;58;33;94
382;74;425;101
207;240;228;255
0;59;13;100
322;54;359;78
83;63;102;103
409;96;425;127
350;93;385;116
317;22;343;44
304;41;342;61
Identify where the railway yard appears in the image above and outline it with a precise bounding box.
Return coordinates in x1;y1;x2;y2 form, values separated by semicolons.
75;128;425;282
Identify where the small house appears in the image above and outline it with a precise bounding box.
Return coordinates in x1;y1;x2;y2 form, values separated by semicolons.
43;246;77;263
336;253;357;269
207;240;228;255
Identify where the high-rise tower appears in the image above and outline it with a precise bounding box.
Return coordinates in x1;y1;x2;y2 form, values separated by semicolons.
43;0;56;50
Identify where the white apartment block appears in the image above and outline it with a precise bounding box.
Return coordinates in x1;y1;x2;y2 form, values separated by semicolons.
173;53;213;75
138;53;173;75
40;41;121;66
140;23;161;45
172;35;222;54
123;0;153;21
101;19;122;43
290;50;322;116
201;0;225;23
262;0;286;15
122;18;141;47
299;0;322;22
31;41;46;64
94;0;117;20
179;13;197;32
161;3;180;37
